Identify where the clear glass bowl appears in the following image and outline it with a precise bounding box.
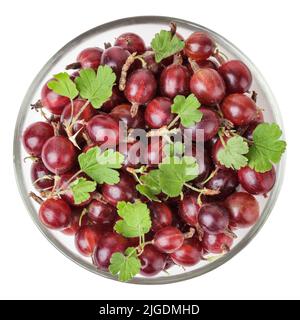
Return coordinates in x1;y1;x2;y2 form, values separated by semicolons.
13;16;285;284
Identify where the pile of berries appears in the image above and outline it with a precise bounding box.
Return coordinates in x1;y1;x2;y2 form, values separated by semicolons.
22;23;285;282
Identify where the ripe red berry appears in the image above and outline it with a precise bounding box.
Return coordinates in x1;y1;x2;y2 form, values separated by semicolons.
184;32;215;61
190;68;226;105
219;60;252;94
39;198;71;230
22;121;54;156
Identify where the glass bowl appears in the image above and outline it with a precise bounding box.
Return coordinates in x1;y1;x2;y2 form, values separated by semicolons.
13;16;285;284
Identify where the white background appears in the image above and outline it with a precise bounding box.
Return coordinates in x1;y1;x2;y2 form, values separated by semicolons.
0;0;299;300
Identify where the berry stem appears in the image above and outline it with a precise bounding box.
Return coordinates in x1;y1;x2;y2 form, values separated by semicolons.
183;183;202;193
39;107;53;123
30;100;43;111
201;167;219;185
119;52;147;91
195;223;204;241
183;227;195;239
82;131;93;146
221;243;230;253
69;99;74;127
169;22;177;37
55;170;83;195
146;126;180;137
137;240;153;256
224;228;237;239
222;118;234;129
51;122;61;136
23;156;39;163
79;208;87;227
68;126;85;149
119;52;138;91
173;53;183;65
213;48;228;65
183;183;220;206
126;167;143;185
72;100;90;124
65;62;81;70
32;174;54;185
218;130;226;147
188;58;200;73
91;192;108;204
251;90;258;103
29;191;44;205
104;42;112;49
184;183;220;195
167;115;180;129
130;102;140;117
65;170;83;187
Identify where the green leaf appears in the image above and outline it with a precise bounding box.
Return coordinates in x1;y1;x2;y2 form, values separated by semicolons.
114;201;151;238
247;123;286;172
69;178;96;204
171;94;202;127
151;30;185;63
109;248;141;282
163;141;185;157
217;136;249;170
158;156;199;197
47;72;78;99
140;170;161;194
75;65;116;108
125;247;138;257
136;185;160;201
182;156;199;181
136;170;161;201
78;147;124;185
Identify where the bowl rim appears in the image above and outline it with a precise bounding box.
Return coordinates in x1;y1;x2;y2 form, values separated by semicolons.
13;15;286;285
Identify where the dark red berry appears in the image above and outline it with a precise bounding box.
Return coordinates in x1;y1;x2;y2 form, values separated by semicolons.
124;69;157;106
218;60;252;94
39;198;71;229
149;202;173;232
170;238;202;267
198;203;230;234
190;68;226;105
93;232;129;270
22;122;54;156
76;47;103;69
41;81;70;115
102;172;137;206
139;244;166;276
204;168;239;202
238;166;276;195
110;104;144;129
31;160;54;191
101;46;130;80
144;97;174;129
75;224;101;256
225;192;260;228
114;33;146;54
87;200;117;225
184;32;215;61
86;114;120;147
153;226;184;254
203;232;233;254
159;64;190;99
221;94;257;126
41;136;76;174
